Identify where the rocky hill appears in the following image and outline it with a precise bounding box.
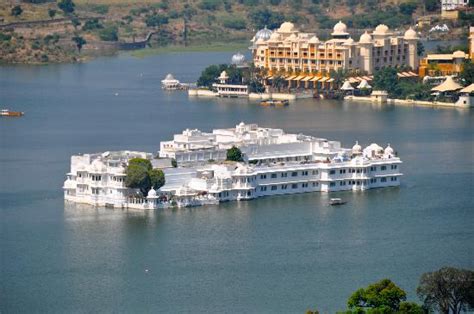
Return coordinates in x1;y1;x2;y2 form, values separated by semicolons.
0;0;472;64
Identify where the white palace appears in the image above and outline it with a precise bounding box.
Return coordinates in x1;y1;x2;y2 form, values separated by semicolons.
251;21;419;75
64;123;402;209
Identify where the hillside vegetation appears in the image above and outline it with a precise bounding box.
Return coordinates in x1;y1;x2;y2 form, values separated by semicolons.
0;0;472;64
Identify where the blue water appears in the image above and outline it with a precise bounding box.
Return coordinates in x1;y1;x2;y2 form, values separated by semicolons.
1;51;473;313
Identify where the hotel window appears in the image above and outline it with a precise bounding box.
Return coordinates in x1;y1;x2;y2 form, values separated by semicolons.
312;170;318;175
260;186;267;191
381;166;387;171
260;174;267;179
281;173;288;178
271;185;277;191
391;165;397;169
291;171;298;177
292;183;298;189
381;177;387;182
302;183;308;188
313;182;318;187
271;173;277;179
370;166;376;171
282;184;287;190
302;171;308;176
330;182;336;187
391;177;397;181
329;170;336;175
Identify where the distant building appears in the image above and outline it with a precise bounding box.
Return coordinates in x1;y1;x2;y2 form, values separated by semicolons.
441;0;470;19
250;21;419;76
419;28;474;77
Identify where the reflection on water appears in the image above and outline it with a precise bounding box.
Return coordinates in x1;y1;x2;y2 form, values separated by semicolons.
1;51;473;313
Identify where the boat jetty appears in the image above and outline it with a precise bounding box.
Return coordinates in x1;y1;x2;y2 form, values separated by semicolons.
161;73;195;90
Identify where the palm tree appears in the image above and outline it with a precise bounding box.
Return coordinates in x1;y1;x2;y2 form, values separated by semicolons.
272;75;285;92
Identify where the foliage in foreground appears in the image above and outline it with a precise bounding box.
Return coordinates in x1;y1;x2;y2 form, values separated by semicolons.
307;267;474;314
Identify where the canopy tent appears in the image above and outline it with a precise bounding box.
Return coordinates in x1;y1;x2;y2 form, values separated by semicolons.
431;76;463;92
459;84;474;94
357;79;372;89
340;81;354;91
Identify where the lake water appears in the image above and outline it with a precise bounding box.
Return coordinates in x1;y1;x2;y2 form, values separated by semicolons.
0;51;473;313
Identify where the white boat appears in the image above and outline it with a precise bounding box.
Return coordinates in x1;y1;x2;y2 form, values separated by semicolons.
329;198;346;205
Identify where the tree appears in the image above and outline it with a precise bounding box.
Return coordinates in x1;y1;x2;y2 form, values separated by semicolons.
125;158;165;196
226;146;244;162
48;9;56;19
71;17;81;29
417;267;474;314
348;279;407;312
459;61;474;86
399;2;417;15
149;168;165;190
248;8;285;29
424;0;438;12
99;25;118;41
82;18;103;31
272;75;285;92
11;5;23;17
398;302;425;314
145;13;169;27
58;0;75;14
171;158;178;168
417;42;425;57
72;36;86;52
372;67;400;97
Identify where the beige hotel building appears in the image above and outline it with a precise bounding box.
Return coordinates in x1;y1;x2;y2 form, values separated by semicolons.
250;21;419;76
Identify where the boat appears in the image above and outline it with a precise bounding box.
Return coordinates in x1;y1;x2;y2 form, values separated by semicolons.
1;109;24;117
260;99;289;107
329;198;346;205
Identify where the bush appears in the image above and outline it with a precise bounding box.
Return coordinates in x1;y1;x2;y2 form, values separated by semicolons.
145;14;169;27
11;5;23;17
226;146;244;162
222;17;246;30
87;4;109;15
399;2;417;15
82;19;103;31
99;26;118;41
249;8;285;29
43;33;60;44
58;0;75;14
0;32;12;42
198;0;221;11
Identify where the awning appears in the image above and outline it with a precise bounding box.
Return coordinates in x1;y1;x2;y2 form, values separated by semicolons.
293;75;306;81
266;76;274;80
302;76;314;81
431;76;463;92
319;77;329;83
459;83;474;93
326;78;335;83
310;76;322;82
408;71;418;77
362;76;372;81
285;75;297;80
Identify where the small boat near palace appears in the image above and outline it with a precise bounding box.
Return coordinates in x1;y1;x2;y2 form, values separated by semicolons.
1;109;24;117
260;99;289;107
329;198;347;206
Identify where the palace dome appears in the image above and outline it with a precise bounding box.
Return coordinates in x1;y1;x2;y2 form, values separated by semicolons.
384;144;394;156
343;37;355;45
147;187;157;199
278;22;296;33
287;33;298;41
308;36;320;44
269;32;281;41
231;52;245;65
254;26;273;41
332;21;349;36
352;141;362;154
359;31;372;44
91;159;106;173
453;50;466;58
403;27;418;40
374;24;390;35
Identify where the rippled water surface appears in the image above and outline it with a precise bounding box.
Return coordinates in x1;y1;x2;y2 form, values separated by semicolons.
1;51;473;313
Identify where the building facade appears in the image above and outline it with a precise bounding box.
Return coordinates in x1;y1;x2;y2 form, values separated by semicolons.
441;0;470;18
65;124;403;209
251;21;419;76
